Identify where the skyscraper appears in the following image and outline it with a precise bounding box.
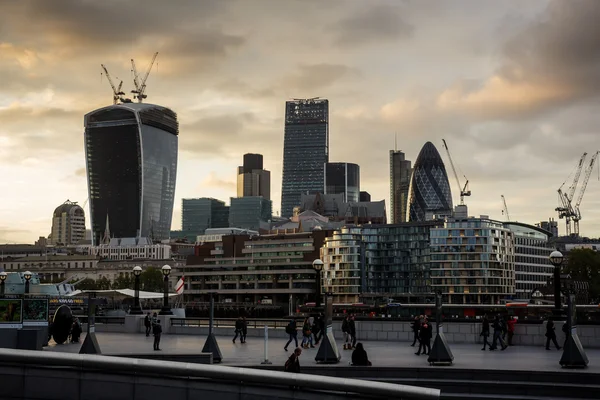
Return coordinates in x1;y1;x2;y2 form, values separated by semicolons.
324;162;360;202
49;200;86;245
182;198;229;234
84;103;178;245
237;153;271;201
390;150;412;223
406;142;453;221
281;98;329;218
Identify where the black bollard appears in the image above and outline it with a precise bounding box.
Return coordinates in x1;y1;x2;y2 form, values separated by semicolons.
428;291;454;365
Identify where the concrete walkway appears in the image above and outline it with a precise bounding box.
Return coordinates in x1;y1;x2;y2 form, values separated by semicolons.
45;332;600;374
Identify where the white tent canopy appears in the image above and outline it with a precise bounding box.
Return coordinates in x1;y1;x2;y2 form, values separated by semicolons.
67;289;179;299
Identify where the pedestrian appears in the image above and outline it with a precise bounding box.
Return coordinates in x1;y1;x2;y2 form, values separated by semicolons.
351;342;372;366
153;320;162;351
489;314;507;351
241;317;248;343
284;347;302;373
71;318;82;343
545;318;561;350
342;315;351;350
348;315;357;349
144;312;151;337
480;315;491;351
233;316;244;343
284;319;298;351
415;319;431;356
507;316;517;346
301;317;314;348
411;316;421;347
151;312;158;326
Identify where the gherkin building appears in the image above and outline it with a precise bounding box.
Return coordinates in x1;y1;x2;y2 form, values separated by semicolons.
406;142;453;221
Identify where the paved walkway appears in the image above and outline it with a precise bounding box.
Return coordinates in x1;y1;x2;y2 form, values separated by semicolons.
45;332;600;374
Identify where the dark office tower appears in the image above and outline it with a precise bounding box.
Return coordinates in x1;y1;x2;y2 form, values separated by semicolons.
237;153;271;201
182;198;229;233
359;191;371;202
406;142;453;222
324;162;360;202
390;150;412;224
281;98;329;218
84;104;178;245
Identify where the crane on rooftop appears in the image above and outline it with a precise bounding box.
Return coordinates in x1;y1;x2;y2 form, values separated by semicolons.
100;64;131;105
501;195;510;222
131;52;158;103
555;152;586;236
572;150;599;236
442;139;471;205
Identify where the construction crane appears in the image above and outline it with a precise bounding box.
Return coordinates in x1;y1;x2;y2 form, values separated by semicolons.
131;52;158;103
100;64;130;105
572;151;599;236
501;195;510;221
442;139;471;205
555;152;587;236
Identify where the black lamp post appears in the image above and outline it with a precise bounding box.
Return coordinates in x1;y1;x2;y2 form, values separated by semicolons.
312;259;324;308
159;265;173;315
549;250;564;319
0;271;6;295
24;271;32;294
130;266;143;315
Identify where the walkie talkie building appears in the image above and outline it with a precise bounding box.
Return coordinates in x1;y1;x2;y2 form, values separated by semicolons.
84;103;178;245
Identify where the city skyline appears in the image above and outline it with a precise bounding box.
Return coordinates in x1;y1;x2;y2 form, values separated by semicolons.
1;1;600;242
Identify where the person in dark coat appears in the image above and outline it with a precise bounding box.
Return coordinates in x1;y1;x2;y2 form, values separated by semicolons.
545;319;561;350
144;313;152;337
411;316;421;347
489;315;507;351
348;315;357;349
233;317;244;343
241;317;248;343
415;320;432;355
70;318;82;343
480;315;490;351
351;342;372;366
284;347;302;373
153;320;162;351
284;319;298;351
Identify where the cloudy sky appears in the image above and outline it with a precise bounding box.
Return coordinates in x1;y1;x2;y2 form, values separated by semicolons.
1;0;600;243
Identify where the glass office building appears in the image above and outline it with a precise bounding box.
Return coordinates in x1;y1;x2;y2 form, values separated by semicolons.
324;162;360;202
229;197;272;231
182;198;230;234
84;104;178;245
390;150;412;223
281;98;329;218
407;142;453;222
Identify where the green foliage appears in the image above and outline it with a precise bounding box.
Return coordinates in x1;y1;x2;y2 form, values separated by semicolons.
140;267;164;293
564;248;600;302
112;273;133;289
76;278;100;290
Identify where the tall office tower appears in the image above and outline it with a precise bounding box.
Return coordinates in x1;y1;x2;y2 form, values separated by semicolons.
84;104;178;245
324;162;360;202
281;98;329;218
229;196;272;231
237;153;271;201
390;150;412;223
49;200;86;245
182;198;230;234
406;142;453;222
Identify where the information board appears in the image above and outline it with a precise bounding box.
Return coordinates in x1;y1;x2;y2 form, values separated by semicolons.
23;298;49;327
0;298;23;329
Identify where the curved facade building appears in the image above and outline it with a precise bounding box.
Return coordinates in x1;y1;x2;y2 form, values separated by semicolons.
406;142;453;221
84;103;178;245
50;200;86;245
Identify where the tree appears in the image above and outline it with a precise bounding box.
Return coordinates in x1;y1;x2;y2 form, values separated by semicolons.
96;276;112;290
564;248;600;303
76;278;98;290
112;273;133;289
140;267;164;293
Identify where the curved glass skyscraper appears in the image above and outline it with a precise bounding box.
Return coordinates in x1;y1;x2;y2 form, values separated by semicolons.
84;104;178;245
406;142;453;221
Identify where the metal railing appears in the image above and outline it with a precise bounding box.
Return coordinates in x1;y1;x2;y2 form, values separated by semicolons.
73;316;125;325
171;317;303;329
0;348;440;399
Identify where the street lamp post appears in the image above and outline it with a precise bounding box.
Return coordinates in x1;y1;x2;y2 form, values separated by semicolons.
549;250;564;319
24;271;32;294
130;266;143;315
312;259;324;308
159;265;173;315
0;272;6;296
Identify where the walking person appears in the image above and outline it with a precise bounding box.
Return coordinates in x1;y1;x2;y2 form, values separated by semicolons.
301;318;314;348
489;314;507;351
507;316;517;346
144;312;152;337
545;318;561;350
284;319;298;351
233;316;244;343
153;320;162;351
342;315;351;350
284;347;302;373
411;316;421;347
349;315;357;349
241;317;248;344
415;319;432;356
480;315;491;351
